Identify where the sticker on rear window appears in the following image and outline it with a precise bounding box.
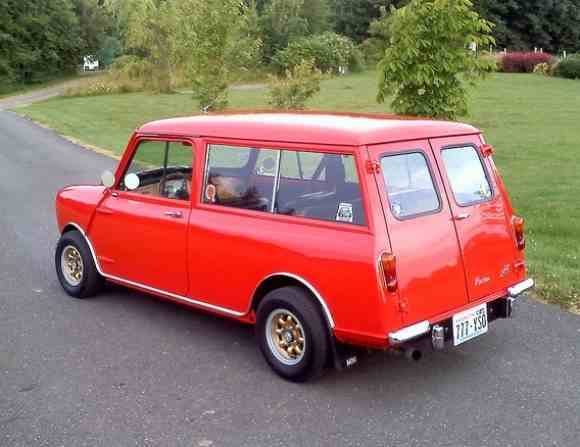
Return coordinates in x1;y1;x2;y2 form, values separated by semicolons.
336;203;354;223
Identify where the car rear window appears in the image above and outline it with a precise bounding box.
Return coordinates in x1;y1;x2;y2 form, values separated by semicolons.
441;146;493;206
380;152;440;219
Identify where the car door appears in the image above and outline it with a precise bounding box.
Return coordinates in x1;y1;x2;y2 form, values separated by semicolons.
430;135;521;301
368;141;470;324
89;138;193;297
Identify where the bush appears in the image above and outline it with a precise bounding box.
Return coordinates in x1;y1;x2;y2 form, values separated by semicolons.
268;59;322;110
533;62;552;76
272;32;363;74
501;52;554;73
554;55;580;79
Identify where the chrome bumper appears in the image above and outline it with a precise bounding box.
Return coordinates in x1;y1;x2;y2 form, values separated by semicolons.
508;278;535;297
389;279;534;345
388;321;430;345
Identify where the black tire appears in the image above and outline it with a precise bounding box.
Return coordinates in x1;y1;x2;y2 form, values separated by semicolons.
55;230;104;298
256;286;329;382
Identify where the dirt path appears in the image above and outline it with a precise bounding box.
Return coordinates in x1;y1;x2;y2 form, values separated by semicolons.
0;79;85;110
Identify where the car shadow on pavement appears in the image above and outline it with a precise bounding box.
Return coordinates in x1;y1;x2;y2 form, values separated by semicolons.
88;282;496;393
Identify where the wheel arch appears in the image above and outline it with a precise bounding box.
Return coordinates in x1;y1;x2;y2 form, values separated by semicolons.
60;222;104;276
251;273;335;330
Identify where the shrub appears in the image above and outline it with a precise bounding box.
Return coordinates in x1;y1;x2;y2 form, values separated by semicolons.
501;52;554;73
554;55;580;79
268;59;322;110
533;62;552;76
272;32;363;74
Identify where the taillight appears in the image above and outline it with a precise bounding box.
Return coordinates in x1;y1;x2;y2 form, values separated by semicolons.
513;215;525;250
381;253;398;292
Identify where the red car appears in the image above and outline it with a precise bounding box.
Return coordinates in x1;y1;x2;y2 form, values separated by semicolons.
55;112;534;381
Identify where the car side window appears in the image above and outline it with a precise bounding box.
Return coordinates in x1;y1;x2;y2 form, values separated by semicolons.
441;146;493;206
276;151;366;226
381;152;440;219
120;140;193;201
203;144;278;212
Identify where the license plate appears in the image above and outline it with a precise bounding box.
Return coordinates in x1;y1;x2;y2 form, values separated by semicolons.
452;303;488;346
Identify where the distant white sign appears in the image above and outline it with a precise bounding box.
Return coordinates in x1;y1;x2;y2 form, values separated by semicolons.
83;55;99;71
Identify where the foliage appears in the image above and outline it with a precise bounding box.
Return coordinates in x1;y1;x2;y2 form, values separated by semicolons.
377;0;495;120
473;0;580;54
0;0;84;84
533;63;551;76
268;59;322;109
329;0;407;42
554;55;580;79
500;52;554;73
123;0;177;93
359;5;394;66
173;0;261;111
259;0;332;61
73;0;113;56
272;32;363;74
260;0;309;61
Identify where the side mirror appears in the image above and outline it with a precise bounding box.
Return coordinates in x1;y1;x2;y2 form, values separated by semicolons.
124;173;140;191
100;170;115;188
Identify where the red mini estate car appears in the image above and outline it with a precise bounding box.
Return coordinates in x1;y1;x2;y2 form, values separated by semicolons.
55;112;534;381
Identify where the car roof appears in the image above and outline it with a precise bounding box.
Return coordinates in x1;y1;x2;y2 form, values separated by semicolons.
137;112;480;147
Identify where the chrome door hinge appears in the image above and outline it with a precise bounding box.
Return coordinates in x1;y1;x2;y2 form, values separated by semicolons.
366;160;381;174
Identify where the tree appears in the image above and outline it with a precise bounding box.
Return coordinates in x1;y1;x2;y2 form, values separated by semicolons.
73;0;112;56
173;0;261;111
124;0;176;93
473;0;580;53
260;0;309;61
0;0;83;84
329;0;407;42
377;0;495;120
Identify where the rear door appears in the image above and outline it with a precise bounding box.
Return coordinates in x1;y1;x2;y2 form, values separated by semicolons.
430;136;520;301
368;141;470;324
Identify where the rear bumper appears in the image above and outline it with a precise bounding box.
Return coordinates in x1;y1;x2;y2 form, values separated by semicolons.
388;278;535;346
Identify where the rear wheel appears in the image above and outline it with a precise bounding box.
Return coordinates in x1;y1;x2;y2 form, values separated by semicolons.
55;231;104;298
256;286;329;382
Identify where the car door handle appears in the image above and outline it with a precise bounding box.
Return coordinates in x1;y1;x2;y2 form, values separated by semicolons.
164;211;183;219
454;213;471;221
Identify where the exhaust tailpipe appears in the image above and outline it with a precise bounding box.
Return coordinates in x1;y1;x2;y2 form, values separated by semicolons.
404;348;422;362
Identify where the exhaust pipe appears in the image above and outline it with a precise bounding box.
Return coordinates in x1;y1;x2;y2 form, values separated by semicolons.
404;348;423;362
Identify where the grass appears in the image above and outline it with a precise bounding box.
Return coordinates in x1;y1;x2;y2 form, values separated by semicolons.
16;72;580;310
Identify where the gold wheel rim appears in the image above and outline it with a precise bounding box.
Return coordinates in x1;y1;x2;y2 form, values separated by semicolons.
266;309;306;366
61;245;84;287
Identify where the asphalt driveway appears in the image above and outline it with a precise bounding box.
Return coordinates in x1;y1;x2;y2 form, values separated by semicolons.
0;111;579;446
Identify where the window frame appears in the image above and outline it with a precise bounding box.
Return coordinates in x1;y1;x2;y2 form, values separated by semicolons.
114;135;195;203
440;143;495;208
198;138;372;232
380;149;443;221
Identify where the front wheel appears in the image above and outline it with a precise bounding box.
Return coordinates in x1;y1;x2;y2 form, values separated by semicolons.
256;286;329;382
55;231;104;298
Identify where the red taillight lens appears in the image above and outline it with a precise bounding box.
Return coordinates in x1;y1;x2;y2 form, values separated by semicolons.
381;253;398;292
513;215;525;250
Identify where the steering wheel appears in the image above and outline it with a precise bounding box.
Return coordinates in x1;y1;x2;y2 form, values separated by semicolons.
160;172;190;200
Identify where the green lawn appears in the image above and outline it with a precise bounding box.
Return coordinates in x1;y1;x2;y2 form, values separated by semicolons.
16;72;580;310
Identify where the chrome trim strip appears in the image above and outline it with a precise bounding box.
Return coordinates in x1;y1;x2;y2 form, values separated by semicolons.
63;222;245;317
388;320;430;344
508;278;535;298
257;272;336;328
103;273;246;317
